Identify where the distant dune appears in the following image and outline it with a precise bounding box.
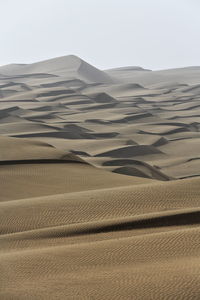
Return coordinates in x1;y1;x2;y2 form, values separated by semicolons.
0;55;200;299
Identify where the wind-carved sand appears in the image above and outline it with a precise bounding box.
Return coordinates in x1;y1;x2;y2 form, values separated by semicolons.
0;55;200;299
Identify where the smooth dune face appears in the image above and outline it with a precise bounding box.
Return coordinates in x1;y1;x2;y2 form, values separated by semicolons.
0;55;200;299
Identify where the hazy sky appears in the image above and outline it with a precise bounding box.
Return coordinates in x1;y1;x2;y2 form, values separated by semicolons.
0;0;200;70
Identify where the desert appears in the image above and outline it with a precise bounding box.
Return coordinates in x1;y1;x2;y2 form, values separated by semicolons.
0;55;200;299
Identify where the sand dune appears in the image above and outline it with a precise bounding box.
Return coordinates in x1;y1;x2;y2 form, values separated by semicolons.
0;55;200;299
0;55;114;84
106;66;200;86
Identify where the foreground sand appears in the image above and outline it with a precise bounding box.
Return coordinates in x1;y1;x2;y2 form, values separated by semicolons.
0;56;200;299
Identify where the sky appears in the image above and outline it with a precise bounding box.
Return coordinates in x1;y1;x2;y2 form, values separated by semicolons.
0;0;200;70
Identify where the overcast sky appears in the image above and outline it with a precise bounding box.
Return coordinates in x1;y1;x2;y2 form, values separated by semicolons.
0;0;200;70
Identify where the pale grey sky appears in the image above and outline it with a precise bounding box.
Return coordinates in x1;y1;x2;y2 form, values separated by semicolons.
0;0;200;70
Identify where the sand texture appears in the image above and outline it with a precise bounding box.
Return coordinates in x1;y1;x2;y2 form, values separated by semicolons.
0;55;200;299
